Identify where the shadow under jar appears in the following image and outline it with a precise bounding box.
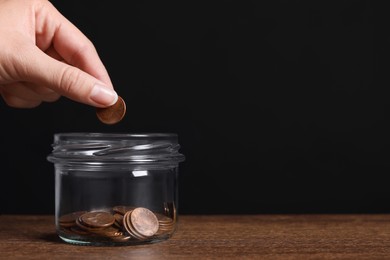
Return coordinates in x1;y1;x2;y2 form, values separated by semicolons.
47;133;185;246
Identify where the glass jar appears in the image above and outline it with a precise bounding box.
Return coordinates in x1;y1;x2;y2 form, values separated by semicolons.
47;133;185;246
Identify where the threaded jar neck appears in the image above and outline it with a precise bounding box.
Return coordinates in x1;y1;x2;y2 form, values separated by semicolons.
47;133;185;166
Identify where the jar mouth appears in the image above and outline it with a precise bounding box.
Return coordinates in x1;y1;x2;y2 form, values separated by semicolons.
47;132;185;165
52;132;178;139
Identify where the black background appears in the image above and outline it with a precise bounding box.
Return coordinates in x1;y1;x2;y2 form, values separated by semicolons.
1;0;389;214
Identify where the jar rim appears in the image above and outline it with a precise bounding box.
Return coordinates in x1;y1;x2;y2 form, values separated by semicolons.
47;132;185;165
53;132;178;138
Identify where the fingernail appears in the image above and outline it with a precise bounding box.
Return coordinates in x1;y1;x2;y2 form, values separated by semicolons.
90;84;118;106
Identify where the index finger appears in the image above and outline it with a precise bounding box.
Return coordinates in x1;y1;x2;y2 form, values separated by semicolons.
35;1;113;88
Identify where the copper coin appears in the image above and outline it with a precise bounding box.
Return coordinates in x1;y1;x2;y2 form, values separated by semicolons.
96;96;126;124
156;212;173;222
79;211;115;228
163;202;177;220
59;211;87;228
130;207;159;237
123;210;146;240
122;211;140;239
76;217;105;232
114;213;123;224
89;226;123;237
69;226;91;235
59;211;87;224
113;205;135;215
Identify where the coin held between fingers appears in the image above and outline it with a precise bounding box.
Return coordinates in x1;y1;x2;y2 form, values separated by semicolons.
96;96;126;124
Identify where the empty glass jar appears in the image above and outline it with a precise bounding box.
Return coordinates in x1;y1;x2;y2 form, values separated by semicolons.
47;133;185;246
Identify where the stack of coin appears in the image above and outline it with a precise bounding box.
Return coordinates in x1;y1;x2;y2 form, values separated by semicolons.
111;205;134;232
58;205;176;243
122;207;159;240
155;213;176;235
58;211;87;228
163;202;177;221
75;211;123;238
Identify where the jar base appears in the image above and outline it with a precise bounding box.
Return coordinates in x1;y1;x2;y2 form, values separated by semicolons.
58;233;173;247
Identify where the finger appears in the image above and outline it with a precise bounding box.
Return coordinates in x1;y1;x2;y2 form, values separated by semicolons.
35;2;113;87
45;45;64;62
24;82;61;102
19;45;118;107
0;82;60;102
1;91;42;108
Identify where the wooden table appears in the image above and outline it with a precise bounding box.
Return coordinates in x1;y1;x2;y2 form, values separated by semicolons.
1;214;390;259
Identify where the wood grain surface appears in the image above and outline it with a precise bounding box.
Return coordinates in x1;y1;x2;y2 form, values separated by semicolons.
1;214;390;259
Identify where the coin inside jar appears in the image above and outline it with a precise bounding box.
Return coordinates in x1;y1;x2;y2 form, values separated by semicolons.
57;205;176;243
59;211;87;228
96;96;126;124
129;207;159;238
78;211;115;228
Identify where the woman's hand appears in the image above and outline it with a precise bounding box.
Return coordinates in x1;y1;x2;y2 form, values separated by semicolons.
0;0;117;108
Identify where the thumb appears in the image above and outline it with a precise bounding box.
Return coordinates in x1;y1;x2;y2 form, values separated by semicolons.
23;46;118;107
